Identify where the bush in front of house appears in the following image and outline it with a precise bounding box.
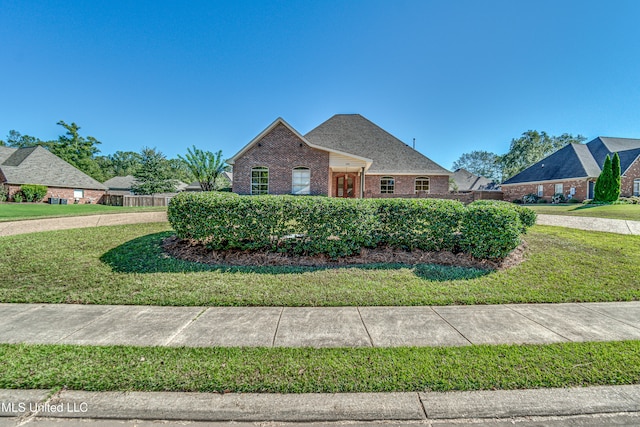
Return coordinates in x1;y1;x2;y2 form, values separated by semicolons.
168;192;377;258
459;204;523;260
369;198;464;251
469;200;537;232
20;184;48;202
169;193;530;260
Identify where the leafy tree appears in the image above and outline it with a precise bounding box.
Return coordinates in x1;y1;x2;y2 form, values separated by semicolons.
178;146;226;191
500;131;586;180
611;152;621;201
49;121;104;181
166;158;194;184
451;150;502;182
131;147;177;194
594;155;615;202
95;151;143;180
3;130;45;148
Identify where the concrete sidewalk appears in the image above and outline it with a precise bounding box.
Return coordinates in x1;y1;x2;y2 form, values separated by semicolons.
1;301;639;348
0;211;167;237
536;214;640;235
1;385;640;424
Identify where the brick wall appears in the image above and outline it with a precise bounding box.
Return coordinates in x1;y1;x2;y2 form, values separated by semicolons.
5;184;105;203
232;124;330;195
364;175;449;198
502;179;591;202
622;156;640;197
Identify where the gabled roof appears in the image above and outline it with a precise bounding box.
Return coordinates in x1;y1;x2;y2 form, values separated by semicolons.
103;175;137;190
227;117;372;167
502;136;640;185
0;146;106;190
304;114;450;175
451;168;495;191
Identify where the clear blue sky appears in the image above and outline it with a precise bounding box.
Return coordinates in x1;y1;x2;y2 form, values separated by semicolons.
2;0;640;170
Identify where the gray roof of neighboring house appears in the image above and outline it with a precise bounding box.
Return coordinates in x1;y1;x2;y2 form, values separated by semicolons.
0;146;107;190
502;137;640;185
103;175;138;190
304;114;450;175
451;168;495;191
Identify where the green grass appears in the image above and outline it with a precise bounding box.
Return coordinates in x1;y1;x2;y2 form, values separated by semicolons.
0;203;166;222
1;341;638;392
528;203;640;221
0;223;638;306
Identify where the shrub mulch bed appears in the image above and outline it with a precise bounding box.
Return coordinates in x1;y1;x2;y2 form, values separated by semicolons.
163;236;527;270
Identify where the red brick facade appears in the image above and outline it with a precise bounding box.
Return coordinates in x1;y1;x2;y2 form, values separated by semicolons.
4;184;105;204
622;156;640;197
502;179;592;202
232;123;331;195
364;175;450;198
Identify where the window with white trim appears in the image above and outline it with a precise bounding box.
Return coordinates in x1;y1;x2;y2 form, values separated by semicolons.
554;183;564;195
634;179;640;196
415;177;430;193
292;167;310;195
380;176;394;194
251;167;269;195
537;185;544;197
73;189;84;199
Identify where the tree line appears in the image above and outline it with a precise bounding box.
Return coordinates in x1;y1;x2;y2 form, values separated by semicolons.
0;121;227;195
452;130;587;183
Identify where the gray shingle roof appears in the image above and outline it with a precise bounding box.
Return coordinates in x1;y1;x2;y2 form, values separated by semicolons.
103;175;138;190
304;114;450;175
0;146;107;190
502;137;640;185
451;168;494;191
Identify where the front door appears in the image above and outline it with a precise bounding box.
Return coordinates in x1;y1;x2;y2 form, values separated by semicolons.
336;174;355;198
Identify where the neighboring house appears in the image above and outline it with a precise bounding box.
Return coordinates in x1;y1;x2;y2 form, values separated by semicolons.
228;114;451;198
184;172;233;191
501;137;640;201
103;175;137;195
450;168;497;191
103;175;188;194
0;146;106;203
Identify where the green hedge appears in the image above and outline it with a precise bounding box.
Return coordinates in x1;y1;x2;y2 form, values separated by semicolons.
20;184;48;202
469;199;537;232
368;198;464;251
169;193;536;260
459;204;523;260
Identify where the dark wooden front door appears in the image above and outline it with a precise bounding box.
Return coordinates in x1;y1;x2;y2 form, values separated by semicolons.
336;174;355;198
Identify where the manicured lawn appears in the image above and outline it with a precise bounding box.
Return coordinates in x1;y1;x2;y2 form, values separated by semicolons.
0;223;638;306
1;341;638;393
528;203;640;221
0;203;166;222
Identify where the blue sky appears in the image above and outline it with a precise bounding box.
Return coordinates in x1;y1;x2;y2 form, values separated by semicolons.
2;0;640;170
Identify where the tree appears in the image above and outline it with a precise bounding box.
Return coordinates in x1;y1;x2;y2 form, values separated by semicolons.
500;131;586;181
3;130;45;148
611;152;621;201
49;121;104;181
166;157;194;184
451;150;502;182
178;146;226;191
594;155;616;202
131;147;177;194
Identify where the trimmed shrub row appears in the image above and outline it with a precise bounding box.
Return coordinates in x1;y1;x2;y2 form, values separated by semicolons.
168;193;536;260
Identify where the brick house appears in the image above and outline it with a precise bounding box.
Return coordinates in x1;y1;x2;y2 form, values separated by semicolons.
501;137;640;202
0;145;107;203
228;114;451;198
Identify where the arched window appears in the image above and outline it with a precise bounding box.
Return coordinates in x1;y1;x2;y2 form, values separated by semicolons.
292;167;310;195
251;167;269;195
380;176;394;194
415;177;430;193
